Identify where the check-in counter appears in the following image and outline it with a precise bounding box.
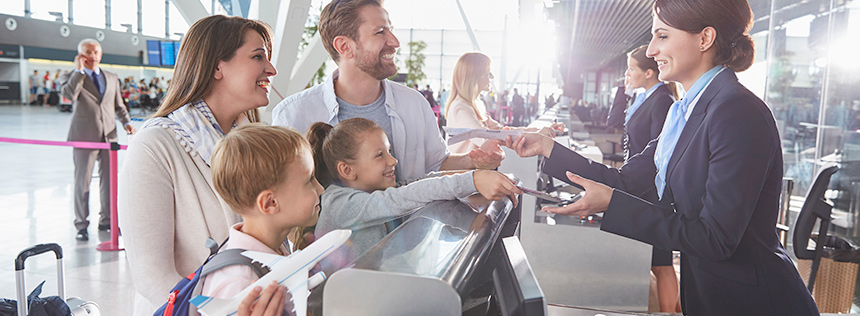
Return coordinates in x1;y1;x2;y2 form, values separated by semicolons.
323;195;524;315
501;109;652;312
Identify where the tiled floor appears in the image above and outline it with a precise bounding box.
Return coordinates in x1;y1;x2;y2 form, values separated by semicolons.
0;104;141;315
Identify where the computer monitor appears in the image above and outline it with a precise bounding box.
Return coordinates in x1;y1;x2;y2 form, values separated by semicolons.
492;236;547;316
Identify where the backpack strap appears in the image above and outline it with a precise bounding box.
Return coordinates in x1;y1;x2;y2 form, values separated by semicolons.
199;249;270;279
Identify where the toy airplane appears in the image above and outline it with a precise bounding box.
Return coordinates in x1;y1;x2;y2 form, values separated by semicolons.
190;229;352;316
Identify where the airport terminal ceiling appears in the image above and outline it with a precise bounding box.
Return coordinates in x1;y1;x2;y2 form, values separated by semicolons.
545;0;804;73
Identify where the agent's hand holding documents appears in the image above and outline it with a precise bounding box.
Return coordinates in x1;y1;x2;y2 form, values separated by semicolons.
539;172;612;215
445;127;523;146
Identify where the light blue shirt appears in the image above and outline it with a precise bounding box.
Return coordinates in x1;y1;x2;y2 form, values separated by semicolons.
654;66;726;199
81;67;105;96
272;70;450;182
625;82;663;125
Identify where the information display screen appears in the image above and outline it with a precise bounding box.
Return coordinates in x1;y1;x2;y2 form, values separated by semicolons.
146;40;160;66
160;41;176;66
173;42;181;62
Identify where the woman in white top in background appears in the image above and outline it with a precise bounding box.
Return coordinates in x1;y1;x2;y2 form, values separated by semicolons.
444;52;562;153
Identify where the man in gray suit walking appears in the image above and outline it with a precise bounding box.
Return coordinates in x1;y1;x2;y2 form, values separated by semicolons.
60;38;135;241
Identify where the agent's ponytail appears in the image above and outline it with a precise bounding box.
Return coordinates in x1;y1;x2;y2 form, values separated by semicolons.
723;34;755;72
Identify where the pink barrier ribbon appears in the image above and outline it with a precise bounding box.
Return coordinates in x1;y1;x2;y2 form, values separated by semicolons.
0;137;128;150
0;136;127;252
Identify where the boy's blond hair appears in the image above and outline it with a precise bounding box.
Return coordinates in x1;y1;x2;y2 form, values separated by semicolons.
211;123;308;213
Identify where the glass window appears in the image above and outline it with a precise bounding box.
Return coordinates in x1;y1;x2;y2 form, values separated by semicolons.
817;1;860;238
72;0;106;29
0;1;25;16
111;0;137;33
29;0;68;23
766;2;827;196
141;0;165;37
167;2;188;40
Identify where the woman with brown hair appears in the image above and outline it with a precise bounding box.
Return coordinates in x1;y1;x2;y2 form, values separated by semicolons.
119;15;284;316
444;52;561;153
507;0;818;314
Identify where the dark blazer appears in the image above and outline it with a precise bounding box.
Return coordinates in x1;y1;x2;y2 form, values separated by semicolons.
605;86;630;130
544;71;818;315
606;84;674;160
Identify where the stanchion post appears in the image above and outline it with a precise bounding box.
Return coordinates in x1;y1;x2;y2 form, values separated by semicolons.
98;142;123;252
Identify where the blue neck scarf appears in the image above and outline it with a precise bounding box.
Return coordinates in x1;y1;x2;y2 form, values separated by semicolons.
625;82;664;125
654;66;725;199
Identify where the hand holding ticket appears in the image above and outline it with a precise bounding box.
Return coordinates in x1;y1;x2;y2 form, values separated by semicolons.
516;185;584;206
444;127;523;145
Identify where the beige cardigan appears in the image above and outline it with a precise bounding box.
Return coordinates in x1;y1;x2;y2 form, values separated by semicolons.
445;97;503;153
119;125;241;316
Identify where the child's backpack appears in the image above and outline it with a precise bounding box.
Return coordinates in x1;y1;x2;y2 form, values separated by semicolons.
153;238;269;316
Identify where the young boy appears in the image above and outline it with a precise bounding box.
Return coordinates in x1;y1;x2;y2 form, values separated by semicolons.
201;124;324;310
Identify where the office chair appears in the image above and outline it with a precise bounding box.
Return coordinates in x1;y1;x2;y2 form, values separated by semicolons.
792;164;838;292
601;140;625;167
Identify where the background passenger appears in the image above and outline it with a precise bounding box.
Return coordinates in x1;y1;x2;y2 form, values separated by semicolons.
306;118;521;271
119;15;284;316
505;0;818;314
444;52;562;154
59;38;135;241
605;44;680;313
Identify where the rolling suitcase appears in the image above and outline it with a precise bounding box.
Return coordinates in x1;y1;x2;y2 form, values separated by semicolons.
46;92;59;106
15;243;100;316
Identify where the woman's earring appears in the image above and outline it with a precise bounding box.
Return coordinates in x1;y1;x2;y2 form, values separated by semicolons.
700;46;705;51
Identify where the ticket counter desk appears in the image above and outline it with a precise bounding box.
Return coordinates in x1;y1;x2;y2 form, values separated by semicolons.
320;194;538;315
502;110;653;312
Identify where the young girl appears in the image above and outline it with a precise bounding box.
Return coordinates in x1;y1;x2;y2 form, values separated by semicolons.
307;118;521;269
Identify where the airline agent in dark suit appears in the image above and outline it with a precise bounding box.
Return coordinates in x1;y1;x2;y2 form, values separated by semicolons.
506;0;818;314
606;44;680;313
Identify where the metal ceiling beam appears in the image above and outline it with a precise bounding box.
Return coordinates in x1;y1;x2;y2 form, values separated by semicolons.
454;0;481;51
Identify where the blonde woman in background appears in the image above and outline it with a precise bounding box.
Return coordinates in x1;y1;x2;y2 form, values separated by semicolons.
445;52;562;153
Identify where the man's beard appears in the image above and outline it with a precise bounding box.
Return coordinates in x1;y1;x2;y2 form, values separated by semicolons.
355;46;397;80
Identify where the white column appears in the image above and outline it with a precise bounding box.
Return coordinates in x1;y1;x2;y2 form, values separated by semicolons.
171;0;210;25
262;0;312;121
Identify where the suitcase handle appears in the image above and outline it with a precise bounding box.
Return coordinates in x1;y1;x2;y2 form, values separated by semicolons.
16;243;66;316
15;243;63;271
